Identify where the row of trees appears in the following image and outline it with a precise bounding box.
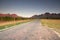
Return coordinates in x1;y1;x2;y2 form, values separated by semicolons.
1;12;60;21
0;13;29;21
40;12;60;19
31;12;60;19
0;17;25;21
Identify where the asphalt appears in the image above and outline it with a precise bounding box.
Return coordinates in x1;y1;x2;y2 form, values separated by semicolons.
0;20;60;40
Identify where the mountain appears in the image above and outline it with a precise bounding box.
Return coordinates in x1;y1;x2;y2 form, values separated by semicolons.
0;14;19;18
31;12;60;19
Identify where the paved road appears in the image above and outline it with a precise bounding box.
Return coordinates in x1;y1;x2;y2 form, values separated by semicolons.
0;20;60;40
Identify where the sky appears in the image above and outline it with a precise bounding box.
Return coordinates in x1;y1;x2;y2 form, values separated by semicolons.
0;0;60;17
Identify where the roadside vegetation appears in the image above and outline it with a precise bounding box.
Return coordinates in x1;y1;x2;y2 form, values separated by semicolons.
0;20;31;30
41;19;60;33
0;13;32;30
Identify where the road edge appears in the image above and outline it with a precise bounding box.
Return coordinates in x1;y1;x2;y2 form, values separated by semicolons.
45;25;60;38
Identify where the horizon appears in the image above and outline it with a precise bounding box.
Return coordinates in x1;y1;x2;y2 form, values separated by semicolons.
0;0;60;17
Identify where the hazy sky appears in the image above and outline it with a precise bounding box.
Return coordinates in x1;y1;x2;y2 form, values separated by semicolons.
0;0;60;17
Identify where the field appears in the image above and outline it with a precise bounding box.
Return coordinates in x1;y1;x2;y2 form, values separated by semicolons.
41;19;60;33
0;20;31;30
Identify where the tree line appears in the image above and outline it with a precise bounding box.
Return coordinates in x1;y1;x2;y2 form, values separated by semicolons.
0;13;29;21
31;12;60;19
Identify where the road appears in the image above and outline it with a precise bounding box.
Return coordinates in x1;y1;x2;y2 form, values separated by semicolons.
0;20;60;40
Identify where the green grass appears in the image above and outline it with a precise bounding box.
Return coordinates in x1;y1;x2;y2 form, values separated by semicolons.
0;24;14;30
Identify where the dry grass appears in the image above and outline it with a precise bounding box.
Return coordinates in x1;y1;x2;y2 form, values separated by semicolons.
0;20;30;26
0;20;31;29
41;19;60;33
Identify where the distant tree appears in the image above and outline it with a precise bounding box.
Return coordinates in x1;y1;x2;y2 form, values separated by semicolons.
44;12;50;19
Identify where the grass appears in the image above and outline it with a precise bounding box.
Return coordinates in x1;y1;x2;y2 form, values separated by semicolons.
0;20;31;30
0;22;24;30
41;19;60;33
0;24;14;30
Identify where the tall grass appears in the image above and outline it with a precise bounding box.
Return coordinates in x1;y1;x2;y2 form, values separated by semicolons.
41;19;60;33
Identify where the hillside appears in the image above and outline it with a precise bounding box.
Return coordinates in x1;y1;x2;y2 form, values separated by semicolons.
31;12;60;19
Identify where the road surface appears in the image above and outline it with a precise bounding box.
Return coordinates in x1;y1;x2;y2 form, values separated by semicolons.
0;20;60;40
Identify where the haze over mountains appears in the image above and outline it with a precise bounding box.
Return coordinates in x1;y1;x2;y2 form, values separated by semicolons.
0;14;19;18
0;12;60;19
